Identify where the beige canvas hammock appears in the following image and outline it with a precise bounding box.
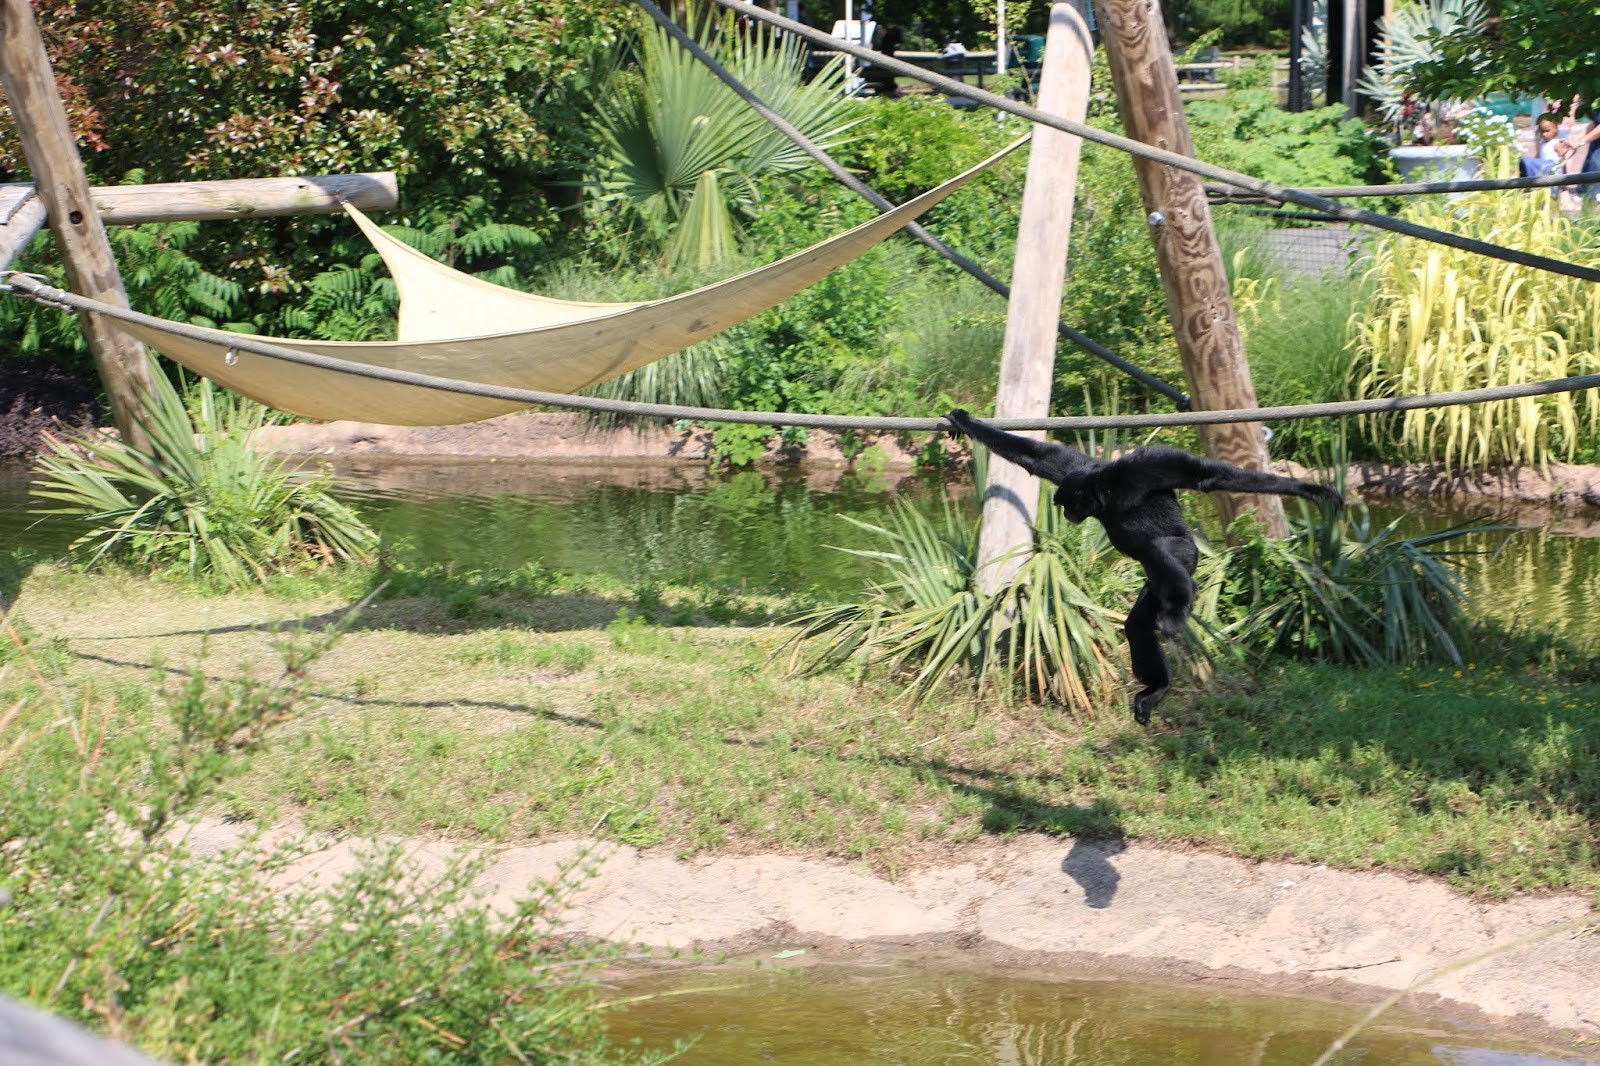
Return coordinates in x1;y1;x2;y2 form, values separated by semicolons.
115;144;1014;426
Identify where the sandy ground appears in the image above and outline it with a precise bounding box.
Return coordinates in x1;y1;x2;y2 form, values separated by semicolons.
182;819;1600;1053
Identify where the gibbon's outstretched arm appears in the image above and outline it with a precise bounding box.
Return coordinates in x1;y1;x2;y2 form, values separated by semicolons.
946;409;1345;727
1108;447;1344;509
945;408;1095;482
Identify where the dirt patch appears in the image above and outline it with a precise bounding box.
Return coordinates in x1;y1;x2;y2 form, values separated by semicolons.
183;820;1600;1053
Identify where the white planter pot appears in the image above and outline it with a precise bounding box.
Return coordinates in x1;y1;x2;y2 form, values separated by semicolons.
1389;144;1482;185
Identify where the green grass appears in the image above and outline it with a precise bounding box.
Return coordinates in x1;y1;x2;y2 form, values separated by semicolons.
5;565;1598;899
0;593;672;1065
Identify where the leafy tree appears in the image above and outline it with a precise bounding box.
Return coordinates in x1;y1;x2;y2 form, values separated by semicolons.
1;0;633;333
1408;0;1600;107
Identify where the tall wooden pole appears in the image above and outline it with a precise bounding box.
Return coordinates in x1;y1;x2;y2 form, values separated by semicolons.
1;0;154;453
1093;0;1286;534
975;3;1094;595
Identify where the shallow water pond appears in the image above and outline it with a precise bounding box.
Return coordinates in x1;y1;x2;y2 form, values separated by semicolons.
3;457;1598;635
603;962;1593;1065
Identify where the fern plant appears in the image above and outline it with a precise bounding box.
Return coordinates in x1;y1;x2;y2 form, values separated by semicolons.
0;211;252;377
31;363;377;587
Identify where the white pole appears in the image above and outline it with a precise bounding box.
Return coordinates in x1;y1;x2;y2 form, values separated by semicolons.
974;3;1093;594
998;0;1008;74
843;0;855;87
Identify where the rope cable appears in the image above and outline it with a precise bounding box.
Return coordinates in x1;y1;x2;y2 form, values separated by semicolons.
703;0;1600;285
7;272;1598;433
1206;170;1600;204
630;0;1190;407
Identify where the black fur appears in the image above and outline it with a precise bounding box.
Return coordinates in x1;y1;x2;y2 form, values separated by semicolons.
946;409;1343;724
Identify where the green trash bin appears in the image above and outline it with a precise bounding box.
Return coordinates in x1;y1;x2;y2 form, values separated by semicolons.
1015;34;1044;65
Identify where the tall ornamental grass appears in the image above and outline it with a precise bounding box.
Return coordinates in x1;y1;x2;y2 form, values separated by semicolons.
1352;189;1600;471
31;364;377;586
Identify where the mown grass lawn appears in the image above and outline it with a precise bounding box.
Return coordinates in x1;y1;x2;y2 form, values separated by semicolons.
5;563;1597;899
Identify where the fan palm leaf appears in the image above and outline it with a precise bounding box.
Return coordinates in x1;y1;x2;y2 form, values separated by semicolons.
590;7;860;269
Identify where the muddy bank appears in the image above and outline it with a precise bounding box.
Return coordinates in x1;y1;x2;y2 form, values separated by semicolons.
182;820;1600;1054
251;411;933;469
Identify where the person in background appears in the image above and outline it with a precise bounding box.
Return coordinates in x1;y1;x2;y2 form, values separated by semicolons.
1559;98;1600;204
1522;112;1564;177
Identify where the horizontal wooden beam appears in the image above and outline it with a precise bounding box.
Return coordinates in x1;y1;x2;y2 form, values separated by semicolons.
0;171;399;272
0;171;399;231
0;192;47;270
91;172;398;224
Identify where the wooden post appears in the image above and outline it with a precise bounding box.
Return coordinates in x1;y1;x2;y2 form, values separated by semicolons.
1;0;153;452
1093;0;1287;535
975;3;1094;595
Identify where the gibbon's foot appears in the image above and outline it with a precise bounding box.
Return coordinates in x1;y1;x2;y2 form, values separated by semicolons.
1133;686;1168;726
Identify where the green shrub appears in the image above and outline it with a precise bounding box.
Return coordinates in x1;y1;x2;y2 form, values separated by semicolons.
30;366;377;586
1187;73;1389;188
1208;503;1488;669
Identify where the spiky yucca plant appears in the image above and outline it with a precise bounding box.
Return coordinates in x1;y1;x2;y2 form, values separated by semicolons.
1212;503;1491;669
31;363;377;587
786;493;1132;712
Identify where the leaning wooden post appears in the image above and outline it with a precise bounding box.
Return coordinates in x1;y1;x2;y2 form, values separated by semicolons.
1093;0;1287;535
975;2;1094;596
0;0;154;453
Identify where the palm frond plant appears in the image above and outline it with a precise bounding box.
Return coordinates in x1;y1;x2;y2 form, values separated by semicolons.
588;7;862;271
1211;499;1493;669
31;363;377;587
785;485;1132;712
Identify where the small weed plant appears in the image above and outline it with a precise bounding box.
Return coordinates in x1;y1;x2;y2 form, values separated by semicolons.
0;612;670;1064
31;364;377;587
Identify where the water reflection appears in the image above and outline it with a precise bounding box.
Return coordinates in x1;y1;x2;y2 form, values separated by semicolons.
1362;495;1600;639
604;964;1587;1065
342;460;967;596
